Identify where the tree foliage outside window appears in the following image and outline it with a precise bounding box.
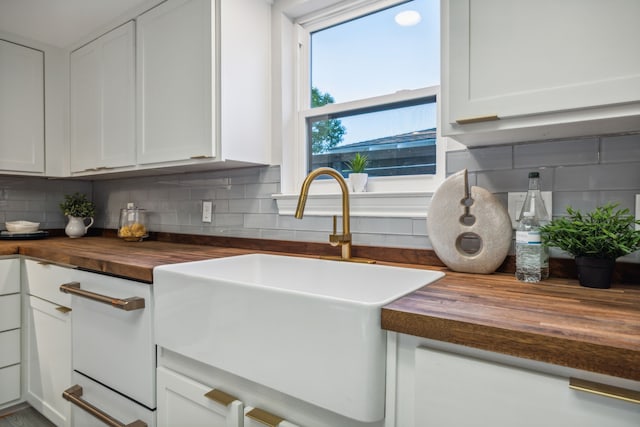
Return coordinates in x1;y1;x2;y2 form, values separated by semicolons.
310;87;345;153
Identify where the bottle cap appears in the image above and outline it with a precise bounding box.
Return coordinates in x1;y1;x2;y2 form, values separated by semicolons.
528;172;540;178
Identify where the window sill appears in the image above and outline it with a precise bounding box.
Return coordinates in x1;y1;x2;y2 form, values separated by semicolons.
273;191;433;218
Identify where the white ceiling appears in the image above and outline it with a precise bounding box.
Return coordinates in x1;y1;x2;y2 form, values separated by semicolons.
0;0;154;48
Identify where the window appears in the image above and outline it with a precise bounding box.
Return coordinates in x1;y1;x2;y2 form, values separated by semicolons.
274;0;445;216
300;0;441;186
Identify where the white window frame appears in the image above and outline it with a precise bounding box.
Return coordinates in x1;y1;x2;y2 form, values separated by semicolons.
273;0;449;218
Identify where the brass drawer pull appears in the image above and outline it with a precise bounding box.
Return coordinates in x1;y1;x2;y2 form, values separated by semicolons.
63;385;147;427
55;306;72;314
570;378;640;404
60;282;145;311
204;388;238;406
455;114;499;125
246;407;285;427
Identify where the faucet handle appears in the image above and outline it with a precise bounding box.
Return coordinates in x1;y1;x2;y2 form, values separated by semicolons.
329;215;352;245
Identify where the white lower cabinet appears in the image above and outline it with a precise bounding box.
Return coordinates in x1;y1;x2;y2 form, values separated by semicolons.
23;259;74;427
157;366;242;427
25;296;71;426
389;333;640;427
0;258;21;410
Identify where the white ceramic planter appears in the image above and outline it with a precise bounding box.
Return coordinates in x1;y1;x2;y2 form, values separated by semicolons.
349;173;368;192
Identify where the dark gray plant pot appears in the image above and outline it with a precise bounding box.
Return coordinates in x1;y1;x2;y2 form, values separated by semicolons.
575;256;615;289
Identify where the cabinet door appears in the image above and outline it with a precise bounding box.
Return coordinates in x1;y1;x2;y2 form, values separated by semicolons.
157;366;243;427
0;294;20;331
447;0;640;122
0;365;20;406
0;258;19;295
0;39;44;173
443;0;640;145
414;346;640;427
136;0;214;165
70;21;136;173
23;259;73;307
25;295;71;427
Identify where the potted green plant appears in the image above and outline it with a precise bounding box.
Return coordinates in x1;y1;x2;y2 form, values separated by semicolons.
60;192;96;238
540;203;640;288
346;153;369;192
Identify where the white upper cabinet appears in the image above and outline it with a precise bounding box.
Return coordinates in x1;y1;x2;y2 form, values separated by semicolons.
136;0;271;168
441;0;640;145
137;0;212;165
70;22;136;174
0;39;44;174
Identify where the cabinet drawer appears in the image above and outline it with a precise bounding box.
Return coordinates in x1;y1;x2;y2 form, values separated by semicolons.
0;258;19;295
71;269;154;407
23;259;74;306
0;329;20;367
157;366;243;427
0;364;20;405
415;346;640;427
69;372;155;427
0;294;20;331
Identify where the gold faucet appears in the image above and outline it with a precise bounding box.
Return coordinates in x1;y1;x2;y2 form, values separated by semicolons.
295;167;374;263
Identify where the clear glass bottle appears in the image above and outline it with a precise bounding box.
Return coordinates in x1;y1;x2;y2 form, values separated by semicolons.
515;172;549;282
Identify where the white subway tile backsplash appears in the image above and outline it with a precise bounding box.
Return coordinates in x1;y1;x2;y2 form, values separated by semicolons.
476;168;553;193
514;138;599;168
446;146;513;174
2;136;638;260
243;213;279;229
601;134;640;163
552;191;637;216
245;182;279;199
555;163;640;191
351;217;414;235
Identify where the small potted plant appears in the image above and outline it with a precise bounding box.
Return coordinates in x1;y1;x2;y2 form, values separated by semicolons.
540;203;640;288
346;153;369;192
60;192;96;238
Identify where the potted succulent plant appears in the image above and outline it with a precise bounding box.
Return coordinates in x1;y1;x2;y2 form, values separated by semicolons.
540;203;640;288
346;153;369;192
60;192;96;238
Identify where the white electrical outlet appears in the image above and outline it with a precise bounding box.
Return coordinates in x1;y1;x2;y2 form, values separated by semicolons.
202;200;213;223
507;191;553;229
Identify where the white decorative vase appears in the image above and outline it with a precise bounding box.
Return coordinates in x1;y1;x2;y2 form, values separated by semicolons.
65;216;94;238
349;173;368;192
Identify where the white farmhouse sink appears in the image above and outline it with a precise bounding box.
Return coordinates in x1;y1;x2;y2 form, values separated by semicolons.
154;253;444;422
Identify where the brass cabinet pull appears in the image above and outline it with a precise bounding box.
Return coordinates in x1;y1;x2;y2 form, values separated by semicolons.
59;282;145;311
569;378;640;404
455;114;499;125
204;388;239;406
190;155;211;159
246;407;285;427
62;385;147;427
55;306;72;314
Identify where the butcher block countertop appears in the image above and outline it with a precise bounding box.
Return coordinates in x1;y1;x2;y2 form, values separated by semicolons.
2;236;638;381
